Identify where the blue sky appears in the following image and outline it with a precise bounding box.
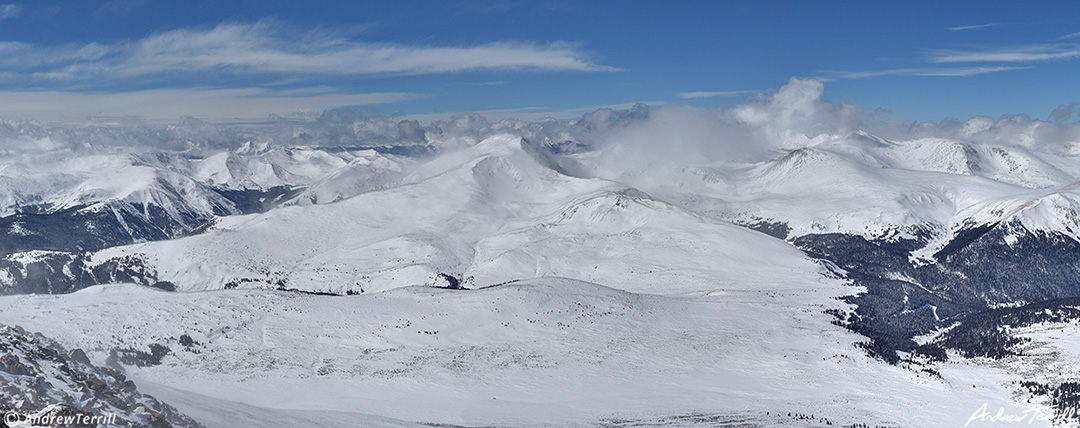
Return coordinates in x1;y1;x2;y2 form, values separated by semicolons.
0;0;1078;123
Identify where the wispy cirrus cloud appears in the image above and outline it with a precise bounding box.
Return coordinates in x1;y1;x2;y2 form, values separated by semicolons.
0;41;113;70
0;20;618;82
0;4;21;20
832;65;1030;79
677;90;757;99
1061;31;1080;40
929;44;1080;63
948;23;1000;31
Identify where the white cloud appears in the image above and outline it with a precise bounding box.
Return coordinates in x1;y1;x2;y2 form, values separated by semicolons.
0;87;422;123
0;41;112;69
0;4;21;20
833;66;1030;79
824;42;1073;82
726;77;864;150
911;114;1080;151
1050;103;1079;123
948;23;999;31
1061;31;1080;40
677;90;757;99
3;77;1078;170
929;45;1080;63
0;21;617;81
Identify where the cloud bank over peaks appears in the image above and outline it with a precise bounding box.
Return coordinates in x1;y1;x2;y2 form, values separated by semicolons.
2;77;1079;172
555;78;873;192
1051;103;1080;123
588;77;868;166
727;77;866;151
909;113;1080;152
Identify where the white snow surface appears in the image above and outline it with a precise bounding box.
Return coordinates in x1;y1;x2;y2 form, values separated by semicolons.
575;130;1080;260
0;151;233;219
0;279;1032;427
69;132;1080;294
0;143;408;218
6;130;1080;426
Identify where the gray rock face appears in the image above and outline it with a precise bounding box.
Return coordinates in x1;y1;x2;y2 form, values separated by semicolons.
0;324;204;428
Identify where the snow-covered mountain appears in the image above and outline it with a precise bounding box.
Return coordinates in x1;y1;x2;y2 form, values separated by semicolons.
0;142;415;294
58;135;817;299
4;79;1080;426
0;143;410;253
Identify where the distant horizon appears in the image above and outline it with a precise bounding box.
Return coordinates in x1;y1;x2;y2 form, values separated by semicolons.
4;77;1078;165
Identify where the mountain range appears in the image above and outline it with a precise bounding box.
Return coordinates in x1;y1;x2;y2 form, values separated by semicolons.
3;89;1080;426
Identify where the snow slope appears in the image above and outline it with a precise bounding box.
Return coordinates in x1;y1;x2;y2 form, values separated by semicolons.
579;131;1080;258
0;151;235;221
97;133;1080;295
73;136;863;299
0;280;1033;427
7;130;1080;426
